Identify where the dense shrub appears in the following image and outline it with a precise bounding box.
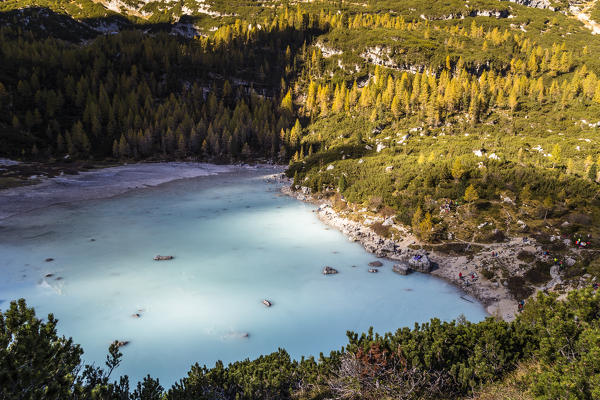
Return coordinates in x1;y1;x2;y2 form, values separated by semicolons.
2;289;599;399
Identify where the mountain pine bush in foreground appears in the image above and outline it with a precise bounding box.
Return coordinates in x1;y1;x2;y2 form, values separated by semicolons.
1;288;599;399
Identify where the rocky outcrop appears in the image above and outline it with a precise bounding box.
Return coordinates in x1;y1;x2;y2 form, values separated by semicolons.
501;0;553;10
420;9;510;20
360;47;426;72
315;42;343;58
393;263;412;275
405;254;432;273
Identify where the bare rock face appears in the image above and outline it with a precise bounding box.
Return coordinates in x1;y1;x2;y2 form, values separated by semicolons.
393;263;412;275
502;0;552;10
323;266;339;275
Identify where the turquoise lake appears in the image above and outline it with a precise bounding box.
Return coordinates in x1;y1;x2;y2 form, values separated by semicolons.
0;166;487;386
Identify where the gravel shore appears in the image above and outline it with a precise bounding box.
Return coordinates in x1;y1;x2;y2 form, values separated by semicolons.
0;162;236;220
281;183;520;321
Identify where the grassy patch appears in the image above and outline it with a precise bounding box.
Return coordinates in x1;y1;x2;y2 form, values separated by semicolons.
517;251;536;264
370;221;391;238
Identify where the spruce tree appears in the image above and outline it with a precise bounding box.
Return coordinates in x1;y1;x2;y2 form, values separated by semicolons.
338;174;347;192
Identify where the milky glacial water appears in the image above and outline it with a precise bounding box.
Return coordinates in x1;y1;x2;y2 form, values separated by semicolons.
0;166;487;386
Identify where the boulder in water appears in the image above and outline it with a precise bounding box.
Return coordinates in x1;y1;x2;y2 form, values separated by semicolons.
368;268;378;273
393;263;412;275
407;254;432;273
323;266;339;275
262;299;272;307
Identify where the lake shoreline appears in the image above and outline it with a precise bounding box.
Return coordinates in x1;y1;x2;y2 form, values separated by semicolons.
280;182;519;321
0;161;283;221
0;162;516;320
0;160;512;321
1;165;488;385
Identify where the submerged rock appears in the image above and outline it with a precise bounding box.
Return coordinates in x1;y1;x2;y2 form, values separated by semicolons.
368;261;383;267
153;255;174;261
45;258;54;262
223;331;250;340
323;266;339;275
